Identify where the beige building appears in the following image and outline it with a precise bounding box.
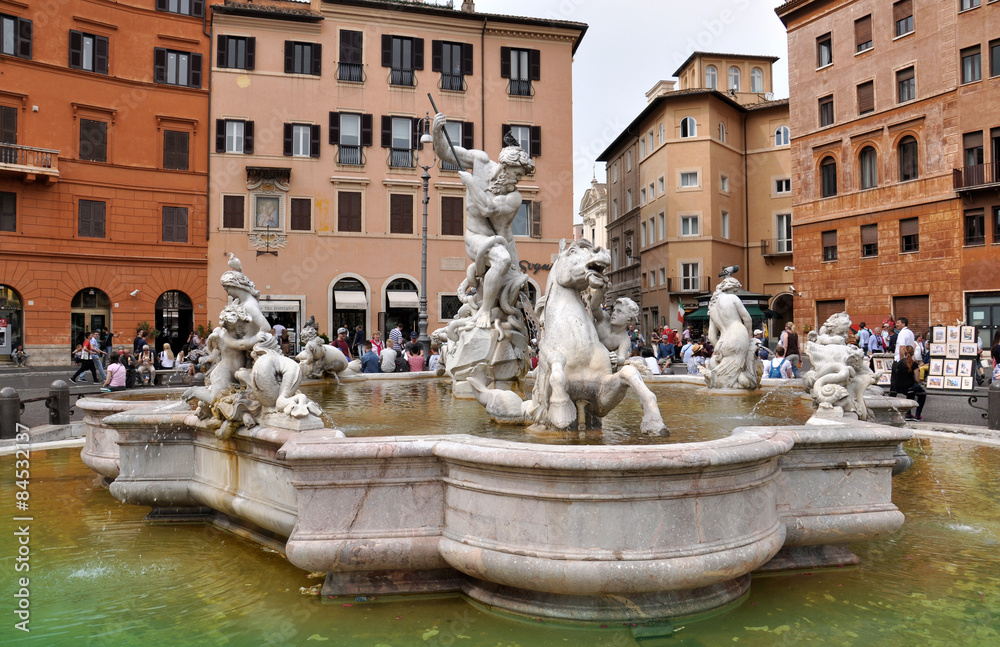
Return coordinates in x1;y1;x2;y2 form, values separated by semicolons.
776;0;1000;343
598;53;793;338
578;176;608;249
208;0;585;343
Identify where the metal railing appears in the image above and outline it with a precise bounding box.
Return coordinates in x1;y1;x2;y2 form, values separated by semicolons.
954;163;1000;190
337;145;363;166
667;276;710;293
389;148;413;168
390;68;415;87
337;62;364;82
508;78;533;96
440;73;465;91
760;238;792;256
0;143;60;172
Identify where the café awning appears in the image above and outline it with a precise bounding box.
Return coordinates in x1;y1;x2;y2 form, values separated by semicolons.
334;291;368;310
387;291;419;309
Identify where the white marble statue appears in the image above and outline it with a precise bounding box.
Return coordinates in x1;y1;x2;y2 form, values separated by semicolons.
466;239;667;435
700;277;761;390
430;113;534;395
802;312;875;420
184;255;323;437
296;318;349;381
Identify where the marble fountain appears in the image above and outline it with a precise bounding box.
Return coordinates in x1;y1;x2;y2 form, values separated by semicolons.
79;117;912;627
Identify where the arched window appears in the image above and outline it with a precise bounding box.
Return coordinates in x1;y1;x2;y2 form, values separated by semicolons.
859;146;878;189
680;116;697;138
775;125;790;146
705;65;718;90
820;157;838;197
751;67;764;93
899;136;919;181
718;122;727;143
728;66;741;91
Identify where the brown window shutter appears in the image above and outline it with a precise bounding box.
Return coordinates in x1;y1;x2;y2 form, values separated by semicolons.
413;38;424;70
816;300;846;326
431;40;442;72
900;217;918;237
893;295;929;335
390;194;412;234
284;41;294;74
441;196;463;236
381;116;391;148
338;191;362;232
528;49;540;81
462;43;473;75
190;53;202;88
283;123;293;156
894;0;912;22
310;124;320;158
361;114;373;147
855;15;872;48
223;195;244;229
500;46;511;78
329;112;339;145
857;81;874;114
246;37;255;70
217;35;227;68
861;223;878;245
17;18;31;59
69;30;83;68
0;107;16;144
95;35;108;74
79;200;92;237
215;119;226;152
462;121;473;149
290;198;311;231
311;43;322;75
244;121;254;154
154;47;166;83
163;130;175;168
381;34;392;68
530;126;541;157
530;201;541;238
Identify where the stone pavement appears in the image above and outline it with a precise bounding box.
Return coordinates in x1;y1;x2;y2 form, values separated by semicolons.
1;362;994;432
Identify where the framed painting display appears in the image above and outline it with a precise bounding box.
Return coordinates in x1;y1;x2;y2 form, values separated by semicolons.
946;343;960;359
944;376;962;390
961;326;976;343
932;327;947;343
877;371;891;386
961;377;974;390
927;376;944;389
943;360;958;377
930;343;946;356
929;358;944;375
960;343;979;356
958;359;973;377
947;326;961;342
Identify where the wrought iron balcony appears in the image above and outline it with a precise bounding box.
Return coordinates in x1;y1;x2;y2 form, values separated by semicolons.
440;73;465;91
337;62;364;82
389;148;413;168
760;238;793;256
667;276;711;293
508;78;533;97
953;163;1000;191
390;68;415;87
337;145;363;166
0;143;60;182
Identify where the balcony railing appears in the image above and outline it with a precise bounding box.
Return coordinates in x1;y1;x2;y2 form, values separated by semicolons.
440;73;465;91
667;276;711;293
508;78;533;97
337;62;364;82
390;68;415;87
760;237;793;256
0;143;60;180
337;145;363;166
954;163;1000;191
389;148;413;168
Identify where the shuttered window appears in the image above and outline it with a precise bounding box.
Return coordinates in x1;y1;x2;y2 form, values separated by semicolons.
338;191;362;232
155;0;205;18
894;0;913;36
857;81;874;114
338;30;364;81
389;194;412;234
897;67;915;102
80;119;107;162
162;206;188;242
893;295;929;336
79;199;106;238
816;300;846;327
0;191;14;232
861;224;878;257
900;217;919;252
217;35;254;70
0;14;32;59
1;105;17;145
163;130;189;170
222;195;244;229
153;48;202;87
822;230;837;261
441;196;463;236
284;41;321;76
855;16;873;52
290;198;311;231
69;31;109;74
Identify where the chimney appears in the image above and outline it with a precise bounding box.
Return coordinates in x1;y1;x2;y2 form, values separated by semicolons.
461;0;475;12
645;80;677;103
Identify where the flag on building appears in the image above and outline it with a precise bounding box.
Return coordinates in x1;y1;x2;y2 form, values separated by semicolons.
677;303;685;323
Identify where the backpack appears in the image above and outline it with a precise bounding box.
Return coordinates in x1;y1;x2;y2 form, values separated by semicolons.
395;355;409;373
767;358;787;379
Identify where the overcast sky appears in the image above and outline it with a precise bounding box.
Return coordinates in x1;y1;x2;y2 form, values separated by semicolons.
474;0;790;222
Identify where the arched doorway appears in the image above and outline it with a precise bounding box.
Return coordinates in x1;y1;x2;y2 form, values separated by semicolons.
0;285;24;357
384;277;418;338
331;277;369;339
155;290;193;352
71;288;111;349
770;293;794;344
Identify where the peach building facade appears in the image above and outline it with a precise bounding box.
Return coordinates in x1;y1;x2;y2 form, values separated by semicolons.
598;55;792;339
777;0;1000;343
208;0;585;345
0;0;213;364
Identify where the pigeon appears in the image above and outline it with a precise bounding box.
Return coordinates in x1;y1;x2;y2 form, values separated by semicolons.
228;253;242;272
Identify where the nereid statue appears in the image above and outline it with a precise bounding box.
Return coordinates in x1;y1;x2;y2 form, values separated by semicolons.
296;317;349;381
700;277;761;390
802;311;874;419
183;255;323;438
467;239;667;435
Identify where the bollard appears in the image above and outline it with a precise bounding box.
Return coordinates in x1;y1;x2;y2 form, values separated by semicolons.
990;379;1000;431
47;380;71;426
0;386;20;440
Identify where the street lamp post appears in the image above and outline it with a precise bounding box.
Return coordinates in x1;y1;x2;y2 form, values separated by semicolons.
415;112;436;363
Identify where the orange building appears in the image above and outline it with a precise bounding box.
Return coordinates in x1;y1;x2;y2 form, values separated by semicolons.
207;0;585;342
777;0;1000;344
0;0;212;364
